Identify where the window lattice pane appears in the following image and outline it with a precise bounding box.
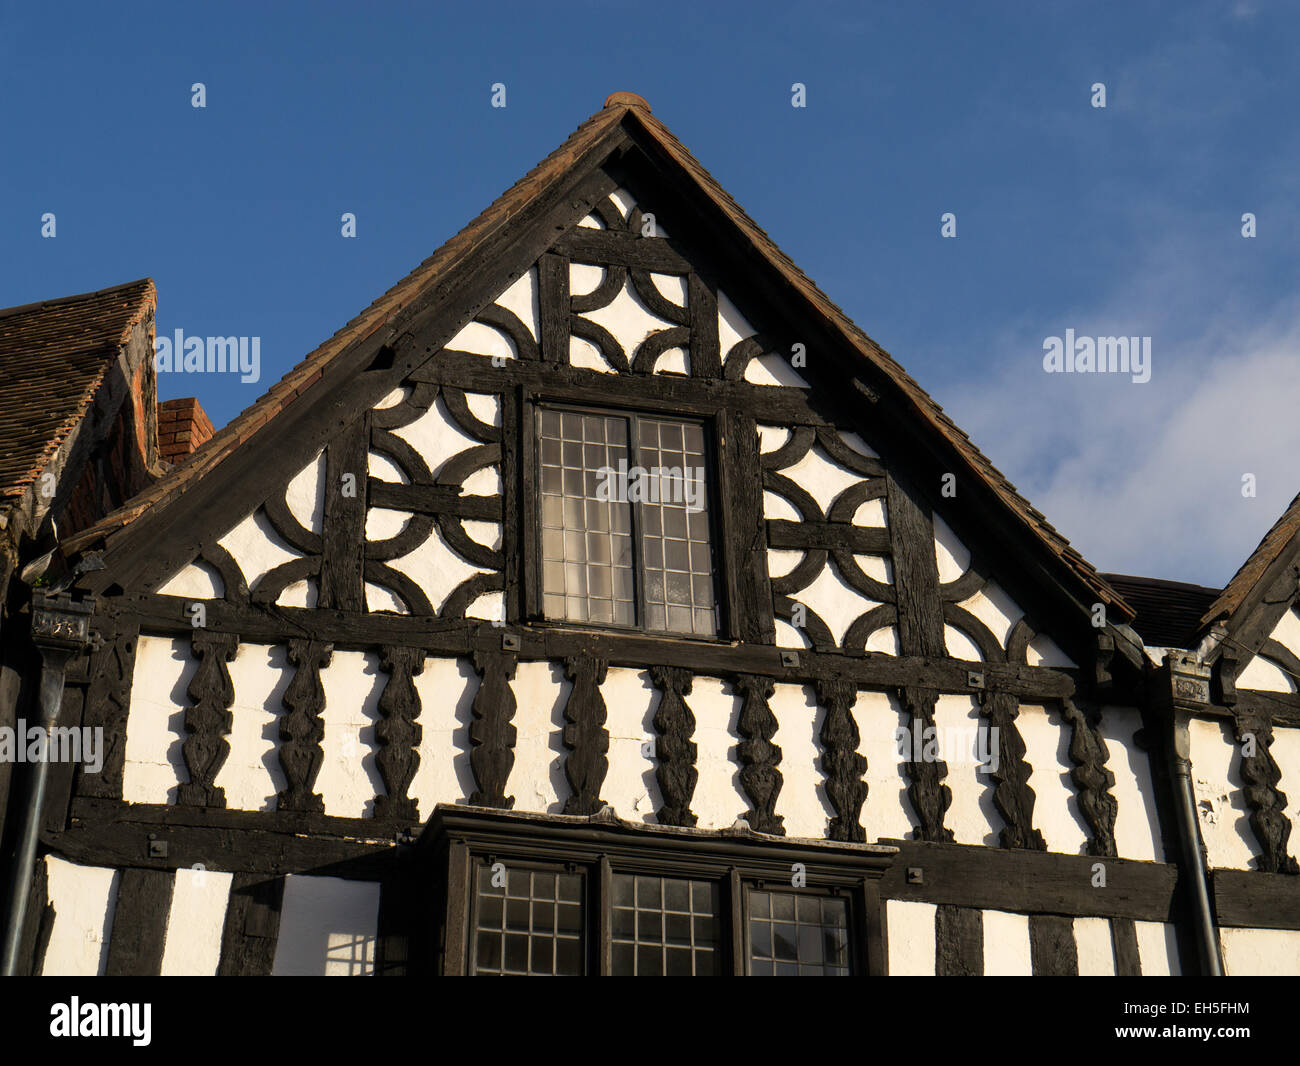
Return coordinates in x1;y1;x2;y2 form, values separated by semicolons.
539;410;635;626
473;865;585;975
748;891;850;976
637;418;715;636
611;874;721;976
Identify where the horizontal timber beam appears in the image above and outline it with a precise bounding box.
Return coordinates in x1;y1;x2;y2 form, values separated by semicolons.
879;838;1179;922
104;595;1079;700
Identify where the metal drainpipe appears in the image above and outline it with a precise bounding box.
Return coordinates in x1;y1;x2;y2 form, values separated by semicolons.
1162;655;1225;976
0;592;95;976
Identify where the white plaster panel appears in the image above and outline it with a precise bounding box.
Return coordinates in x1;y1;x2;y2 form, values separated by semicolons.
600;667;659;822
756;425;789;455
652;347;689;375
570;263;606;298
217;508;301;594
464;392;501;427
272;875;380;976
858;689;916;843
1134;920;1180;975
1026;634;1076;668
386;523;487;616
392;394;480;477
744;353;809;387
650;273;687;306
317;650;385;818
467;590;505;623
409;656;478;814
770;683;834;838
766;548;802;580
365;506;410;542
374;387;407;409
1098;707;1164;861
774;617;810;649
944;624;983;662
609;187;636;219
285;449;325;534
1273;724;1300;836
156;560;223;600
717;290;756;358
277;579;316;609
886;900;936;975
445;320;515;360
1220;927;1300;975
1238;653;1295;693
865;624;900;656
853;554;891;583
368;450;407;483
577;212;603;230
578;275;676;358
933;515;971;583
365;581;405;614
840;431;878;458
791;562;882;647
1073;916;1117;976
496;268;539;340
1268;606;1300;659
981;909;1033;975
934;694;1002;846
762;490;800;522
690;676;748;831
958;581;1024;651
41;856;118;976
124;634;193;804
569;334;617;373
783;446;863;510
160;867;234;976
1017;703;1090;855
1188;716;1257;870
854;497;887;526
216;642;292;812
508;660;569;813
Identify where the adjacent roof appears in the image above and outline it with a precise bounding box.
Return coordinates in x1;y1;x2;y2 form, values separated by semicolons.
1103;573;1221;649
58;94;1133;622
1200;491;1300;630
0;278;156;502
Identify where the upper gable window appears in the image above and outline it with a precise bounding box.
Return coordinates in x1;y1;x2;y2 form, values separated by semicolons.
537;405;717;637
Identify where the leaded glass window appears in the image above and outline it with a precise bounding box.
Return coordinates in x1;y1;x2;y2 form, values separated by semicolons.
537;405;716;636
610;874;721;975
747;891;850;976
471;864;585;976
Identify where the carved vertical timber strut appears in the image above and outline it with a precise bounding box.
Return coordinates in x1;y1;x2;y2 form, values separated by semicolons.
734;674;784;835
1060;697;1118;857
373;645;425;820
1233;707;1299;874
319;419;368;611
178;632;238;807
900;687;953;842
562;656;609;816
78;626;137;799
649;666;699;827
469;650;518;808
816;679;867;843
276;639;333;812
979;689;1045;850
884;471;952;841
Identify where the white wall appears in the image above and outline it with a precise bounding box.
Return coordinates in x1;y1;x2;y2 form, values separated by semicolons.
271;875;381;976
41;856;118;976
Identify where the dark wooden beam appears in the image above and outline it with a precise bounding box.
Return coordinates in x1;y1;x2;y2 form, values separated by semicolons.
879;839;1179;922
104;867;174;976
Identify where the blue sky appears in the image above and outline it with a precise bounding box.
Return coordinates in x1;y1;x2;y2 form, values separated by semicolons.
1;0;1296;587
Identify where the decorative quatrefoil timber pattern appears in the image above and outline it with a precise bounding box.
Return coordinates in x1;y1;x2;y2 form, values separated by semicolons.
153;383;505;622
759;422;899;654
440;186;809;385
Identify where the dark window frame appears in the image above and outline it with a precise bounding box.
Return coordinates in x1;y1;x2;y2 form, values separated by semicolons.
424;808;891;976
520;384;741;641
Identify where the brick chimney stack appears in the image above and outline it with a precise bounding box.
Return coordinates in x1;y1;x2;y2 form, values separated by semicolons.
157;397;215;465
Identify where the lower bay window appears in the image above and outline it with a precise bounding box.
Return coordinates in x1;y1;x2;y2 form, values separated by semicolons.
421;807;892;976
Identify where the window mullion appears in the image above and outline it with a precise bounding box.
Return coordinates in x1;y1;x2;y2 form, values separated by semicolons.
628;412;648;629
729;868;745;976
597;856;612;976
